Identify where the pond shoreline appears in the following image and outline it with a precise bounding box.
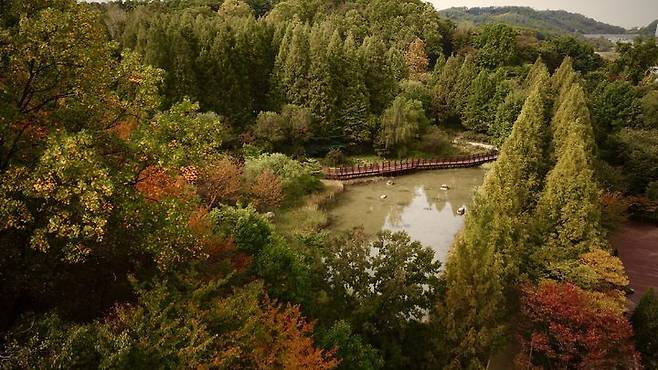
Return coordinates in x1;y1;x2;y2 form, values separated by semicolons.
611;222;658;308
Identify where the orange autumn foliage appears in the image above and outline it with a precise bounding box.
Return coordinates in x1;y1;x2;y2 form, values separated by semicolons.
134;166;195;201
254;299;339;370
249;169;284;211
197;158;243;208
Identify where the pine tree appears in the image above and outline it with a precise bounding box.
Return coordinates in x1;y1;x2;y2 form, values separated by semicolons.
451;54;478;117
462;70;496;132
340;34;371;147
478;70;552;278
439;233;506;370
432;55;463;123
551;57;578;112
307;25;337;135
532;120;606;275
360;36;397;115
438;74;552;368
269;22;294;109
524;57;549;88
550;83;596;161
281;22;311;106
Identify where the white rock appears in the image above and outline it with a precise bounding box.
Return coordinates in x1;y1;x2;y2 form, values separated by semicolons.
440;184;450;190
380;195;388;200
457;207;466;215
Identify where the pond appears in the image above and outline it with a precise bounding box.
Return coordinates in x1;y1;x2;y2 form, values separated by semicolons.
328;167;487;263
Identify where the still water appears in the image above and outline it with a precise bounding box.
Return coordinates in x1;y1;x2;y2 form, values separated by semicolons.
328;168;486;263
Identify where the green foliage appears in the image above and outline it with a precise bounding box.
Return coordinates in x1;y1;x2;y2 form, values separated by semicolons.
640;89;658;129
134;99;226;169
0;132;113;263
490;89;526;145
590;80;642;133
439;6;626;35
377;96;428;157
462;70;499;132
432;55;464;123
632;288;658;370
475;23;519;68
614;38;658;84
438;232;506;369
254;104;313;154
2;277;336;369
318;320;384;370
480;74;551;275
540;36;602;73
613;128;658;194
551;83;596;158
532;132;606;273
319;230;441;368
211;204;272;254
244;153;322;200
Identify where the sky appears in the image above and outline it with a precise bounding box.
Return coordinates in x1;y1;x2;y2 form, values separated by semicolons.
428;0;658;29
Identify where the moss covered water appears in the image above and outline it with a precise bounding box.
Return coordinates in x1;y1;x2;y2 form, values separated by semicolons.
328;168;487;263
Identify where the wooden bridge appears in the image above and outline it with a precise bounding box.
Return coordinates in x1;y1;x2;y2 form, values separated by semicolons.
322;151;498;180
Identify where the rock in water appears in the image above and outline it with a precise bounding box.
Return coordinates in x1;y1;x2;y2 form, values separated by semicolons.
457;207;466;215
440;184;450;190
380;195;388;200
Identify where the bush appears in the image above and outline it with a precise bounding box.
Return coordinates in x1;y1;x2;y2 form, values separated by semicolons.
249;170;284;211
244;153;322;201
632;288;658;370
197;157;243;208
415;127;454;156
210;205;273;254
323;148;347;167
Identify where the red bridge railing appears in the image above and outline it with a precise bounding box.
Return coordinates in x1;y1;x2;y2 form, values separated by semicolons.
322;151;498;180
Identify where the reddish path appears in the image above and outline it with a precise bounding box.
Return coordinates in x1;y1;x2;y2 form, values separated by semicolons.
323;151;498;180
611;222;658;307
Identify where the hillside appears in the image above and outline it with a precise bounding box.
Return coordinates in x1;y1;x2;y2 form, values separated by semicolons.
635;19;658;37
439;6;626;35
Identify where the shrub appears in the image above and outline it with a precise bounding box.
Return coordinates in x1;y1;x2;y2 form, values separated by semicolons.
197;157;243;208
244;153;322;201
249;170;284;211
210;205;272;254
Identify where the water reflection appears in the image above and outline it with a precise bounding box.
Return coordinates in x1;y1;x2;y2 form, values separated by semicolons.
328;168;486;263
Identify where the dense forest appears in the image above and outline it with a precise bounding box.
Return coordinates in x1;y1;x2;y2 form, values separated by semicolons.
1;0;658;369
439;6;626;35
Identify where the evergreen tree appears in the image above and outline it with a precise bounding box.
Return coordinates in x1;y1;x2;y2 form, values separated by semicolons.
490;89;526;146
360;36;397;115
550;83;596;160
340;34;371;147
432;55;463;123
478;70;552;278
532;128;606;277
551;57;577;112
307;24;337;136
438;228;506;369
451;54;478;117
280;22;310;106
632;289;658;370
462;70;497;132
438;73;552;368
524;57;549;88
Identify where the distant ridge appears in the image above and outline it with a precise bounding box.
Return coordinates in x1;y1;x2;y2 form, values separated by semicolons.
633;19;658;37
439;6;627;35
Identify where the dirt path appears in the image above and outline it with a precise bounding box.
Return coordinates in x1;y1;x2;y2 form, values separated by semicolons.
611;222;658;307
